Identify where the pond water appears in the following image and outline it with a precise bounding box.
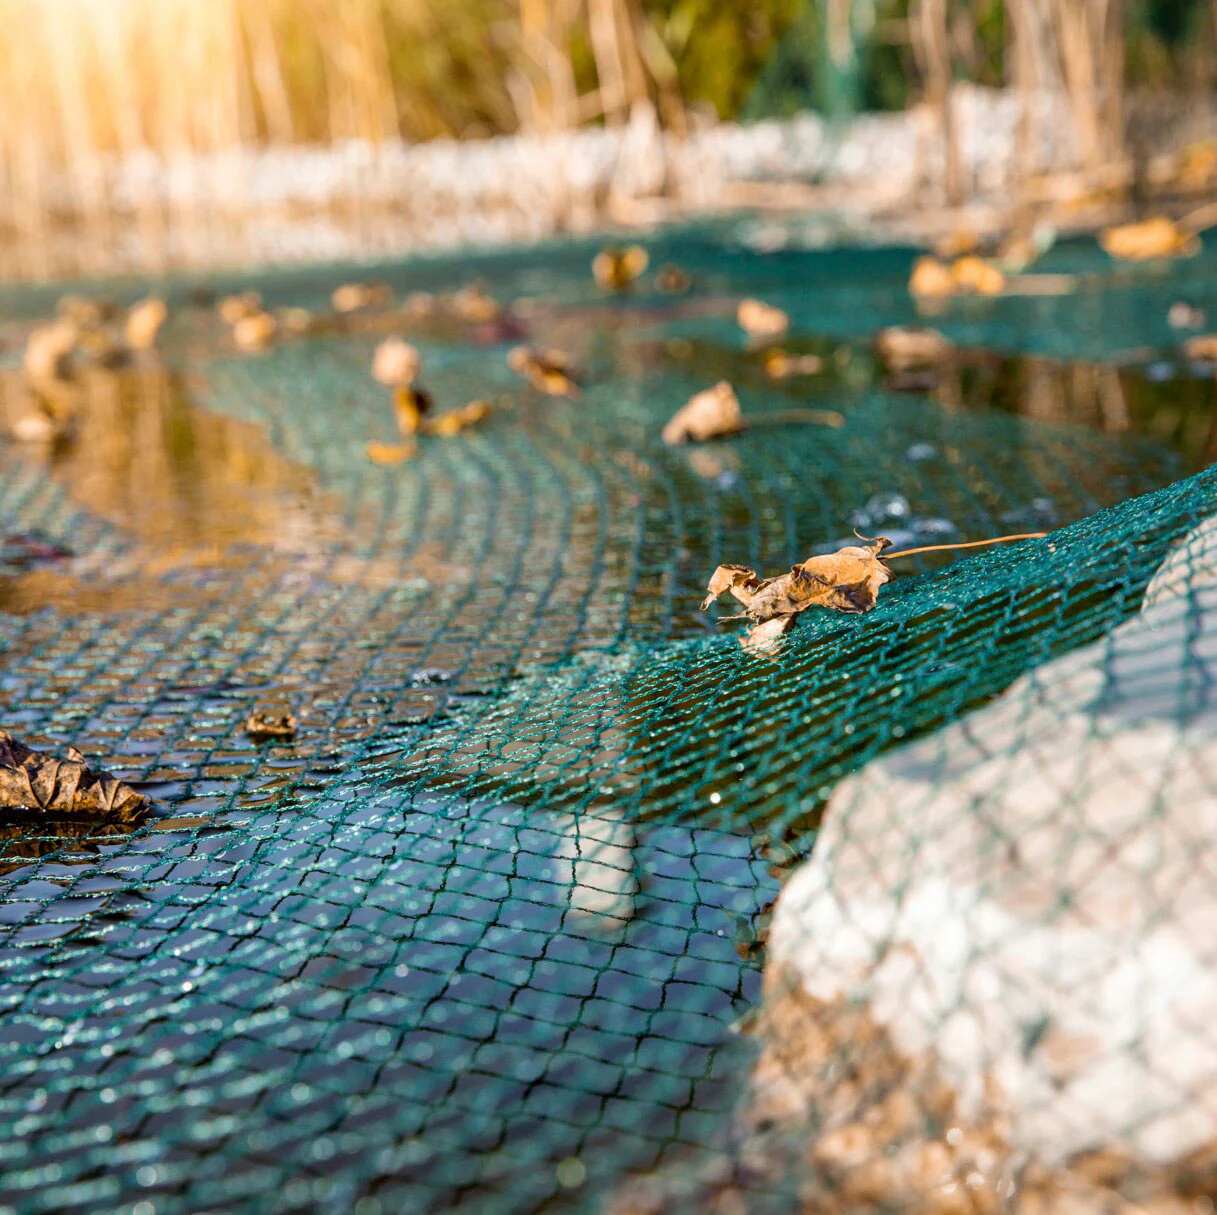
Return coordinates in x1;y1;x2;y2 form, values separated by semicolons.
0;223;1213;1212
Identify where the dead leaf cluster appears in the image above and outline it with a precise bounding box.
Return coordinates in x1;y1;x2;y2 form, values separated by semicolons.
702;539;893;650
910;255;1005;299
593;244;649;290
0;730;147;823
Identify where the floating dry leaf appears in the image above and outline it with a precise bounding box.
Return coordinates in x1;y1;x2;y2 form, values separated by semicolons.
908;256;955;298
394;386;433;436
245;712;297;741
874;326;954;367
656;264;691;293
423;400;491;436
218;291;263;325
951;255;1006;296
703;540;894;648
125;297;167;350
232;311;277;352
506;346;580;397
366;441;416;466
662;381;741;445
0;730;147;823
1100;217;1199;261
333;282;392;313
593;244;649;290
373;337;421;387
737;298;789;338
763;349;823;379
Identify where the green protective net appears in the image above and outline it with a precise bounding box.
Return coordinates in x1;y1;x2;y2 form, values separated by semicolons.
0;225;1215;1213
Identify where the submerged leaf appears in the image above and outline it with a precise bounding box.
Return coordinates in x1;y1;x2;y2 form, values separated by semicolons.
763;349;822;379
663;381;742;445
0;731;147;823
656;264;691;294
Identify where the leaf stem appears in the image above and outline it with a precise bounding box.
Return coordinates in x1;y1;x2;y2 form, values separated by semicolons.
737;408;846;430
884;532;1047;559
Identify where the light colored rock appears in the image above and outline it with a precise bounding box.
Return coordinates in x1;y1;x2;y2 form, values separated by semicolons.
768;515;1217;1167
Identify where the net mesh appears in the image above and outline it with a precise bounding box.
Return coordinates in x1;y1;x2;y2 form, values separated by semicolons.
0;227;1215;1213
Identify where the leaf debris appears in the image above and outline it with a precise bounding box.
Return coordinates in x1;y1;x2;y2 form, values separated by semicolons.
737;298;789;338
0;730;147;823
423;400;491;436
1100;217;1199;261
245;712;298;741
593;245;649;290
507;346;581;397
662;381;843;446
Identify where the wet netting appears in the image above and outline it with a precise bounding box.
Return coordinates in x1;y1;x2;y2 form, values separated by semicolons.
1;226;1217;1213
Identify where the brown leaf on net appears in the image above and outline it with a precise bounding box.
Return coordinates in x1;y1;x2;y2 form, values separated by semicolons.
245;712;297;741
951;255;1006;296
908;256;955;298
372;337;421;387
763;349;823;379
737;298;789;338
1183;334;1217;361
23;320;78;383
593;244;649;290
218;291;263;325
366;441;416;466
702;540;894;649
232;311;278;353
0;731;147;823
423;400;491;437
1100;217;1200;261
663;381;742;445
506;346;581;397
450;283;502;323
332;282;392;314
124;298;168;350
394;385;433;435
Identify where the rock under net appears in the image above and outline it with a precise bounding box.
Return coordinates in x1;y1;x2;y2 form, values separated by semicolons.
0;230;1214;1213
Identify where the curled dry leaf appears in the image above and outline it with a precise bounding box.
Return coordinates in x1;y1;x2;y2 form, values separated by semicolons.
373;337;421;387
366;441;416;466
218;291;263;325
451;284;501;323
278;306;315;335
423;400;491;437
394;386;433;436
593;244;649;290
874;326;954;368
1169;302;1207;330
232;311;277;352
125;297;167;350
663;381;741;445
909;256;955;298
702;540;893;649
951;256;1005;296
333;282;392;314
1183;334;1217;362
0;730;147;823
507;346;580;397
737;298;789;339
245;712;297;741
656;264;691;293
763;349;823;379
23;320;77;382
1100;217;1199;261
